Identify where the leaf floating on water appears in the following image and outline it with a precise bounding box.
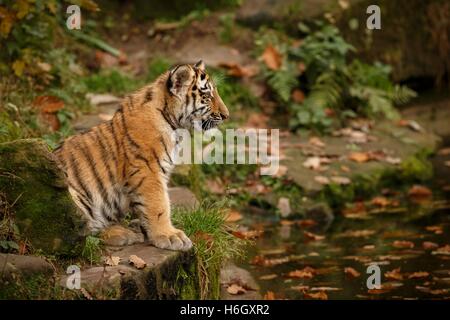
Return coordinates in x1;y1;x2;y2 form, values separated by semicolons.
291;285;309;293
311;287;342;292
408;271;430;279
251;255;291;267
344;267;361;278
408;185;432;203
422;241;439;250
425;225;443;235
287;267;315;279
304;291;328;300
392;240;415;249
416;286;449;295
259;274;278;280
385;268;403;281
233;229;263;240
128;255;146;269
337;229;376;238
432;245;450;256
303;231;325;241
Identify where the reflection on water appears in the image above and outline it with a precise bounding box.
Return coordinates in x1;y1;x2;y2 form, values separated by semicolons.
238;207;450;300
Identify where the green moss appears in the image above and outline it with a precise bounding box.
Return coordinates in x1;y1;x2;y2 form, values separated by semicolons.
0;139;86;255
0;273;81;300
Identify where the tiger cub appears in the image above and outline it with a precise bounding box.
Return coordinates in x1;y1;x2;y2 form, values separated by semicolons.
54;61;229;251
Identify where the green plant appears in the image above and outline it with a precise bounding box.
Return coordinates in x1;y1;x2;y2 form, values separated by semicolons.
256;21;417;131
173;201;245;299
0;192;21;253
146;57;173;82
81;235;103;265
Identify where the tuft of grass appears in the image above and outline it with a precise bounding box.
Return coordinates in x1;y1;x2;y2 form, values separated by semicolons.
81;69;143;95
81;235;103;265
172;201;246;299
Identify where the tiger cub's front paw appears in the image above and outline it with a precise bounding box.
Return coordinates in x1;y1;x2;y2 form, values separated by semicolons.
150;228;193;251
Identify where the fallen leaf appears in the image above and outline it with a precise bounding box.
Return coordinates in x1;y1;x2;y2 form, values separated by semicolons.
314;176;330;185
291;285;309;292
330;176;351;185
416;286;449;295
226;283;246;295
298;219;317;228
205;178;225;194
309;136;325;148
445;161;450;167
260;45;282;70
303;157;321;170
408;185;432;203
32;95;64;114
104;256;121;266
129;255;146;269
274;165;288;178
385;268;403;281
80;287;93;300
287;267;315;279
422;241;439;250
259;274;278;280
251;255;290;267
232;229;263;240
371;196;391;207
437;147;450;156
311;287;342;292
426;225;443;234
385;156;401;165
344;267;361;278
392;240;415;249
348;152;370;163
218;62;257;78
408;271;429;279
225;209;243;222
291;89;305;103
432;245;450;256
304;231;325;241
277;197;291;217
304;291;328;300
337;229;376;238
263;291;276;300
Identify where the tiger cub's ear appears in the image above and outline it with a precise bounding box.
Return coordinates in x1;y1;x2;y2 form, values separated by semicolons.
194;60;205;71
168;65;192;97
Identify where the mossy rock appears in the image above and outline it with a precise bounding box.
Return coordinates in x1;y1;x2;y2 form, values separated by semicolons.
0;139;86;255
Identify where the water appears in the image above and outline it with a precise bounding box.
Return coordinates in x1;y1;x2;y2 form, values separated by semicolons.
238;206;450;299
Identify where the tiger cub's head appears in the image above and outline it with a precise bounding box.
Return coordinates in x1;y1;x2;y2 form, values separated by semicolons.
166;60;229;131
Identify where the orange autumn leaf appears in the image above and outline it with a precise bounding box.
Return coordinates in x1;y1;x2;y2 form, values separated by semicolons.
392;240;415;249
225;209;243;222
344;267;361;278
32;95;64;113
304;291;328;300
408;271;430;279
261;44;282;70
385;268;403;281
348;152;370;163
287;267;315;279
263;291;276;300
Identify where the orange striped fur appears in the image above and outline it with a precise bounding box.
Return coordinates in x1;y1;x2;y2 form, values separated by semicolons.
53;61;229;251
